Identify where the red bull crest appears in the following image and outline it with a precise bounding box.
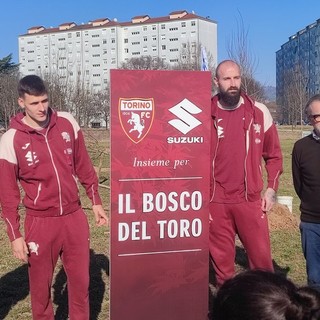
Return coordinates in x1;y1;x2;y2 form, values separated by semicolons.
118;98;155;143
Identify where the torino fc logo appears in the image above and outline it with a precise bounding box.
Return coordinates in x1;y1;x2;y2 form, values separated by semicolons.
119;98;154;143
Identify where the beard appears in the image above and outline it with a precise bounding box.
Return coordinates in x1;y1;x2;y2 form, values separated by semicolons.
219;87;241;108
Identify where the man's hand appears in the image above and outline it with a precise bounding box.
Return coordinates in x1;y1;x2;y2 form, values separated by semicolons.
92;204;108;226
261;187;276;212
11;237;29;263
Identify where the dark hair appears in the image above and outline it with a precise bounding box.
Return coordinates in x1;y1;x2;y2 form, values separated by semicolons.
212;270;320;320
305;94;320;116
18;75;47;98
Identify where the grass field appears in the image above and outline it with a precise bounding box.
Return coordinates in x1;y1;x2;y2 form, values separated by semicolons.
0;126;312;319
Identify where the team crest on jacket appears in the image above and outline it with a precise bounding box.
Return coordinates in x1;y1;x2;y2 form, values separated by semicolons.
61;131;71;142
253;123;261;135
118;98;154;143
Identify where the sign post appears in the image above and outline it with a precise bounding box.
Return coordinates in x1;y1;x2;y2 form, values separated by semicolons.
110;69;212;320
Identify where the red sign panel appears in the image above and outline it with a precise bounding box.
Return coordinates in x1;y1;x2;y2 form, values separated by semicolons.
110;69;212;320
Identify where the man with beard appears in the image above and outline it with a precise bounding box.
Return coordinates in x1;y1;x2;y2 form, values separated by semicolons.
292;94;320;292
209;60;283;286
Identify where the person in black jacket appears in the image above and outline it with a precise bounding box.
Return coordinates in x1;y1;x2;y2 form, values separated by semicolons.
292;94;320;291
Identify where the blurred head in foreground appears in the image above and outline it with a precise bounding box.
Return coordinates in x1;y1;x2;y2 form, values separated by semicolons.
213;269;320;320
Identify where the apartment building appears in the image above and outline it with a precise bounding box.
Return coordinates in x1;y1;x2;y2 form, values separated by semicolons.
276;18;320;120
19;10;217;92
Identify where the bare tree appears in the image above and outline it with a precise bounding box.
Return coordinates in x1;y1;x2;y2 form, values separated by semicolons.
172;42;216;93
226;12;266;102
120;56;169;70
173;42;201;71
92;87;110;129
0;72;20;129
281;64;309;128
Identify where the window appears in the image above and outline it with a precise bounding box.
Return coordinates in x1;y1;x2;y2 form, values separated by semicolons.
181;22;186;27
191;21;196;26
91;122;101;128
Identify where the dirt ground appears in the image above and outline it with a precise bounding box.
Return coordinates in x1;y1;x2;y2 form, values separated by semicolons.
268;203;299;231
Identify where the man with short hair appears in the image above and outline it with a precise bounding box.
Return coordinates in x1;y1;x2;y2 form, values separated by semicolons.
292;94;320;291
209;60;283;286
0;75;108;319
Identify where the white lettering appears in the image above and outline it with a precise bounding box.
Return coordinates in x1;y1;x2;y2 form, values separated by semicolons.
118;194;135;214
118;221;151;241
142;191;202;213
157;218;202;239
167;136;204;144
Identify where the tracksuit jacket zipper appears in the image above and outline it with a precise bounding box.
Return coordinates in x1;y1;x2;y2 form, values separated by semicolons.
211;117;253;202
40;130;64;215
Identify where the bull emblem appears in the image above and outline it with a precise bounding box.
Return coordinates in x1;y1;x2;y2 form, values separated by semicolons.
119;98;154;143
128;112;145;138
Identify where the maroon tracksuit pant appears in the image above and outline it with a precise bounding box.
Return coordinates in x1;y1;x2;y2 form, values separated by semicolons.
209;200;273;286
25;208;90;320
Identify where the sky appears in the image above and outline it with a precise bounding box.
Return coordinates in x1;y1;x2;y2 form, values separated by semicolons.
2;0;320;86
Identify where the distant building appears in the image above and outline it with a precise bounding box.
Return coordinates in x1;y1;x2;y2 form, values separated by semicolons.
18;10;217;93
276;19;320;123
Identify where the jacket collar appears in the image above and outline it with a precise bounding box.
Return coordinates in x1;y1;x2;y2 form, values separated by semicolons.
211;92;255;130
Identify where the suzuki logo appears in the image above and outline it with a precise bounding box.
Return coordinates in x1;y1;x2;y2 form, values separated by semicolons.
168;98;202;134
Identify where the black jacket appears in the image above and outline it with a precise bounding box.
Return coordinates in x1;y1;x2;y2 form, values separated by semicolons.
292;133;320;222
